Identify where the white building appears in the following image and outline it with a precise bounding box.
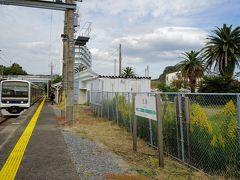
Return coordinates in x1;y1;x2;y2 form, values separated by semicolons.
165;71;181;86
91;75;151;93
74;69;151;104
74;45;92;72
166;71;202;92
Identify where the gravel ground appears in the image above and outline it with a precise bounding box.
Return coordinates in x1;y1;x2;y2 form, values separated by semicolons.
61;130;130;180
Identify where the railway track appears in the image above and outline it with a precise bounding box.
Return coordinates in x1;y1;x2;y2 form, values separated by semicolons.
0;116;11;126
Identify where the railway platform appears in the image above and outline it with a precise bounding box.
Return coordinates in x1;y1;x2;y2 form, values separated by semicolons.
0;98;79;180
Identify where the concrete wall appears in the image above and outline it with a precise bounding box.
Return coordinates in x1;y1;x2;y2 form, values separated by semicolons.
79;89;87;104
74;69;151;104
90;78;151;93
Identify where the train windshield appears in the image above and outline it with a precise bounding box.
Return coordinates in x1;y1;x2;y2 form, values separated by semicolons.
2;81;29;98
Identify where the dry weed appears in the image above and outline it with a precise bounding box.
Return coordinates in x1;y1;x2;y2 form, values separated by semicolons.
62;105;210;180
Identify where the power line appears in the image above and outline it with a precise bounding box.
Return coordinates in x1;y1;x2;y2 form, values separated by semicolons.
119;44;122;76
49;10;53;63
0;56;11;66
0;50;11;66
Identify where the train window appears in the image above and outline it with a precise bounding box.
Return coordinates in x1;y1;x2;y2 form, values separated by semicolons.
2;82;29;98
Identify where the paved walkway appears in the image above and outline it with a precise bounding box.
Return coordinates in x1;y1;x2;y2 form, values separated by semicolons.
0;99;132;180
0;99;79;180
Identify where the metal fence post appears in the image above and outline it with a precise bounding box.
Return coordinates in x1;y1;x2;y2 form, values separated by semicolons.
148;119;153;146
132;93;137;152
178;94;185;162
156;93;164;167
174;96;180;159
101;91;103;118
236;94;240;151
128;92;132;133
107;92;110;120
115;92;119;125
184;96;191;163
148;93;153;146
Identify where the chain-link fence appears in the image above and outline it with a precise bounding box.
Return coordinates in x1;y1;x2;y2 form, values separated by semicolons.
89;91;240;178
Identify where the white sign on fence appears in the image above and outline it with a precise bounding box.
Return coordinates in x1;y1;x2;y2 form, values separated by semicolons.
135;95;157;121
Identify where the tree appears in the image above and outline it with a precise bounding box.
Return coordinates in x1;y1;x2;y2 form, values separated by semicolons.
171;72;188;89
3;63;27;75
52;75;62;84
199;76;240;93
202;24;240;78
74;64;86;73
158;65;178;83
158;82;179;92
178;50;204;92
121;66;135;77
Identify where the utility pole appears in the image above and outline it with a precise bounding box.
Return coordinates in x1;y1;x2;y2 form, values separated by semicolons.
62;10;68;117
119;44;122;76
147;65;149;77
51;62;53;79
114;59;116;76
49;61;53;80
64;0;75;123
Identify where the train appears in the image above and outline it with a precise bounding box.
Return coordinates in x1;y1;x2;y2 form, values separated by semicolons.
0;80;45;116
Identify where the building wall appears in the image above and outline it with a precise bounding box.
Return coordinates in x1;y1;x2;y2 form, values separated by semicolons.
90;78;151;93
166;71;181;86
74;69;151;104
79;89;87;104
165;71;202;92
74;45;92;69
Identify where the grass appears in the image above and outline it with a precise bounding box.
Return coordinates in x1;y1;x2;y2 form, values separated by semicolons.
62;105;210;180
151;79;161;89
202;106;223;117
201;106;224;134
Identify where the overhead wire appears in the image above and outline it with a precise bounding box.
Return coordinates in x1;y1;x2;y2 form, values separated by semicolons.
49;10;53;75
92;47;118;67
0;51;12;66
0;56;11;66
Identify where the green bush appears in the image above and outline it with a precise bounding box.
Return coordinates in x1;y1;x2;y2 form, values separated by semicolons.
158;82;179;92
162;102;178;157
189;102;239;177
199;76;240;93
99;95;240;177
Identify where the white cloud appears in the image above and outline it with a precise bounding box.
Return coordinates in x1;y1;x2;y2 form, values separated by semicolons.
18;41;49;50
81;0;223;21
78;0;224;78
0;0;236;79
113;27;207;52
0;5;64;75
89;26;208;78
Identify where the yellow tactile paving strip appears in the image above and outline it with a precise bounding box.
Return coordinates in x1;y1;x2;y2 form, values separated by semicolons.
0;98;46;180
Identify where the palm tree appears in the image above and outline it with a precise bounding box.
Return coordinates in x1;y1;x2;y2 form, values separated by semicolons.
202;24;240;78
74;64;86;73
121;66;135;77
178;50;204;92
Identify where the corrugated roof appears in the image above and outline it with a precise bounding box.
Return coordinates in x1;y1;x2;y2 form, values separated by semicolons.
98;75;151;79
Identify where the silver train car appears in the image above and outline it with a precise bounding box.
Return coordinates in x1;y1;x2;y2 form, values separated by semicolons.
0;80;44;116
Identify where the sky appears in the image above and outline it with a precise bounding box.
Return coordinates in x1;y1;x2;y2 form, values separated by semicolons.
0;0;239;78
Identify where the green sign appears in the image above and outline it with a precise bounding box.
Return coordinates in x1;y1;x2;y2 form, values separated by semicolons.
136;108;156;115
135;95;157;120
